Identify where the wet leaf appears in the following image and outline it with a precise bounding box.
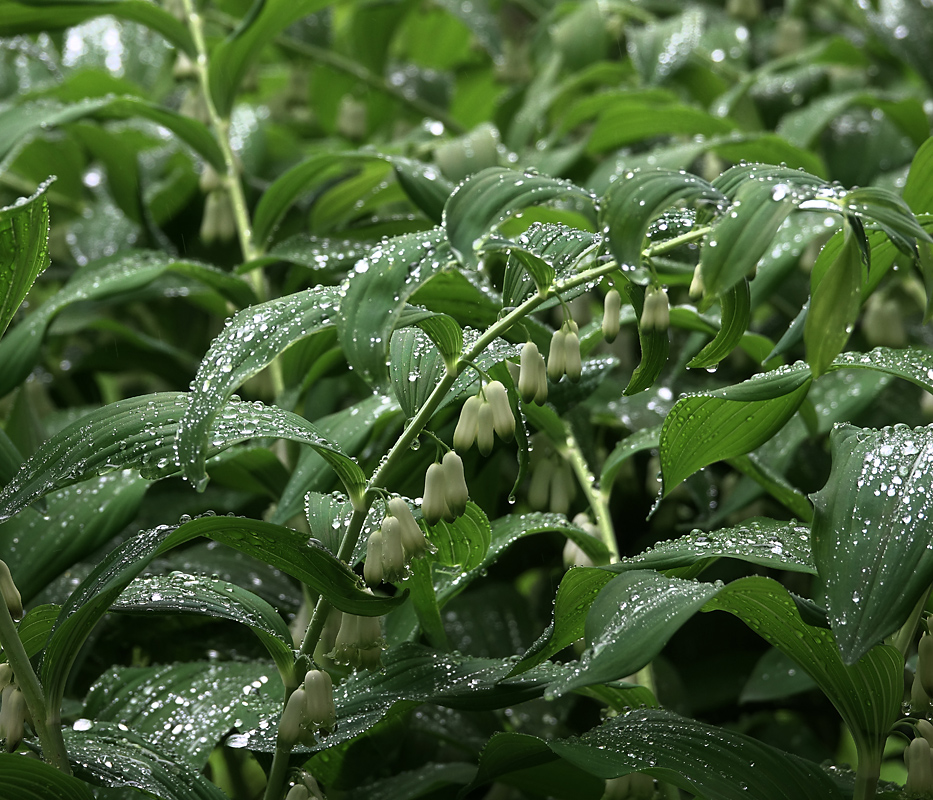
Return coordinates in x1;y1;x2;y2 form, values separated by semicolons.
390;326;448;418
443;167;595;268
208;0;331;118
623;282;668;395
0;753;94;800
741;648;818;703
0;603;57;662
660;362;813;494
84;661;281;769
112;572;294;677
627;8;704;86
811;423;933;664
903;136;933;214
550;707;843;800
351;763;477;800
178;286;339;490
0;178;51;341
424;501;491;571
687;278;750;369
0;0;195;54
434;0;501;58
829;346;933;391
600;425;661;488
65;723;228;799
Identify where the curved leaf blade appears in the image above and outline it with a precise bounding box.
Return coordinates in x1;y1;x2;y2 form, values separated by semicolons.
686;278;751;369
0;753;94;800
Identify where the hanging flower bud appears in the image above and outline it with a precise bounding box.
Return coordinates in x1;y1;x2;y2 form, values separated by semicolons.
200;190;237;245
689;265;705;301
364;529;384;587
519;341;548;404
920;632;933;698
912;669;931;716
564;514;599;569
0;665;12;693
388;498;431;559
422;462;452;525
0;684;26;753
907;737;933;795
919;719;933;748
453;394;482;452
303;670;336;732
199;163;224;194
476;400;495;456
641;286;670;332
484;381;514;441
442;451;469;518
602;289;622;343
286;785;310;800
331;601;384;670
278;687;308;747
548;460;577;515
0;560;22;621
547;328;567;381
563;328;582;382
379;516;407;583
528;457;555;511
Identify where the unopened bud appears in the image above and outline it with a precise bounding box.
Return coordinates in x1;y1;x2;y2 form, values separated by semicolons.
200;190;237;245
689;265;705;300
485;381;514;441
388;498;430;559
602;289;621;343
476;400;495;456
0;685;26;753
285;785;310;800
199;163;224;194
547;329;567;381
528;458;555;511
918;719;933;748
379;516;406;583
548;460;576;515
278;687;308;746
453;394;482;452
422;463;453;525
641;286;669;332
919;632;933;697
442;451;469;518
563;330;582;382
519;341;548;404
0;560;22;620
173;52;198;79
303;670;336;731
912;669;931;716
363;530;384;586
907;737;933;794
331;605;384;670
0;665;12;693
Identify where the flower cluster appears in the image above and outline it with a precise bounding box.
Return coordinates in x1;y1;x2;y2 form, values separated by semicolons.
364;498;432;586
277;668;337;747
912;630;933;714
330;608;384;670
453;380;515;455
0;666;28;753
422;451;470;525
640;285;670;332
517;341;548;404
528;441;577;515
547;320;582;382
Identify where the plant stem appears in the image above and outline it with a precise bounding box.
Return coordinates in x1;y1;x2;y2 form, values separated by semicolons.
180;0;261;269
853;745;880;800
0;600;71;774
562;429;619;562
262;741;293;800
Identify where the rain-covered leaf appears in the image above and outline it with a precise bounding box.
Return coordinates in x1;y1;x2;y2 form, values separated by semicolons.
903;136;933;214
0;96;225;171
434;0;501;58
0;753;94;800
0;0;195;54
623;282;668;394
599;168;723;273
390;326;448;418
0;178;51;340
415;313;463;369
545;570;722;697
687;278;751;369
550;707;843;800
627;8;704;86
83;661;281;768
112;572;294;677
829;346;933;391
336;228;451;387
811;423;933;664
208;0;331;118
741;648;818;703
352;763;477;800
600;425;661;488
0;393;365;520
660;363;813;494
178;286;339;490
501;223;597;306
443;167;595;268
0;251;255;398
424;501;491;571
65;723;228;799
0;471;149;601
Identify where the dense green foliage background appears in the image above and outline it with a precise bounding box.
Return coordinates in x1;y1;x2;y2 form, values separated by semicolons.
3;0;933;798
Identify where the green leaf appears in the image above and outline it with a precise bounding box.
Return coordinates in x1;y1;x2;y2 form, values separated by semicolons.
623;282;668;395
545;570;722;697
178;286;339;490
0;0;195;54
425;501;491;571
829;346;933;391
627;8;704;86
415;313;463;370
403;557;448;650
706;576;902;753
811;423;933;664
0;471;149;602
660;363;813;494
0;251;255;398
600;425;661;488
0;178;51;341
389;326;448;419
83;661;280;769
741;648;818;703
0;96;225;172
805;221;863;377
112;572;294;678
600;168;723;272
65;723;227;799
336;227;450;387
0;753;94;800
355;763;478;800
434;0;501;58
550;707;844;800
606;517;815;575
208;0;331;118
903;136;933;214
4;603;58;661
443;167;594;268
0;427;22;489
0;393;366;520
510;567;614;676
463;732;604;800
687;278;751;369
